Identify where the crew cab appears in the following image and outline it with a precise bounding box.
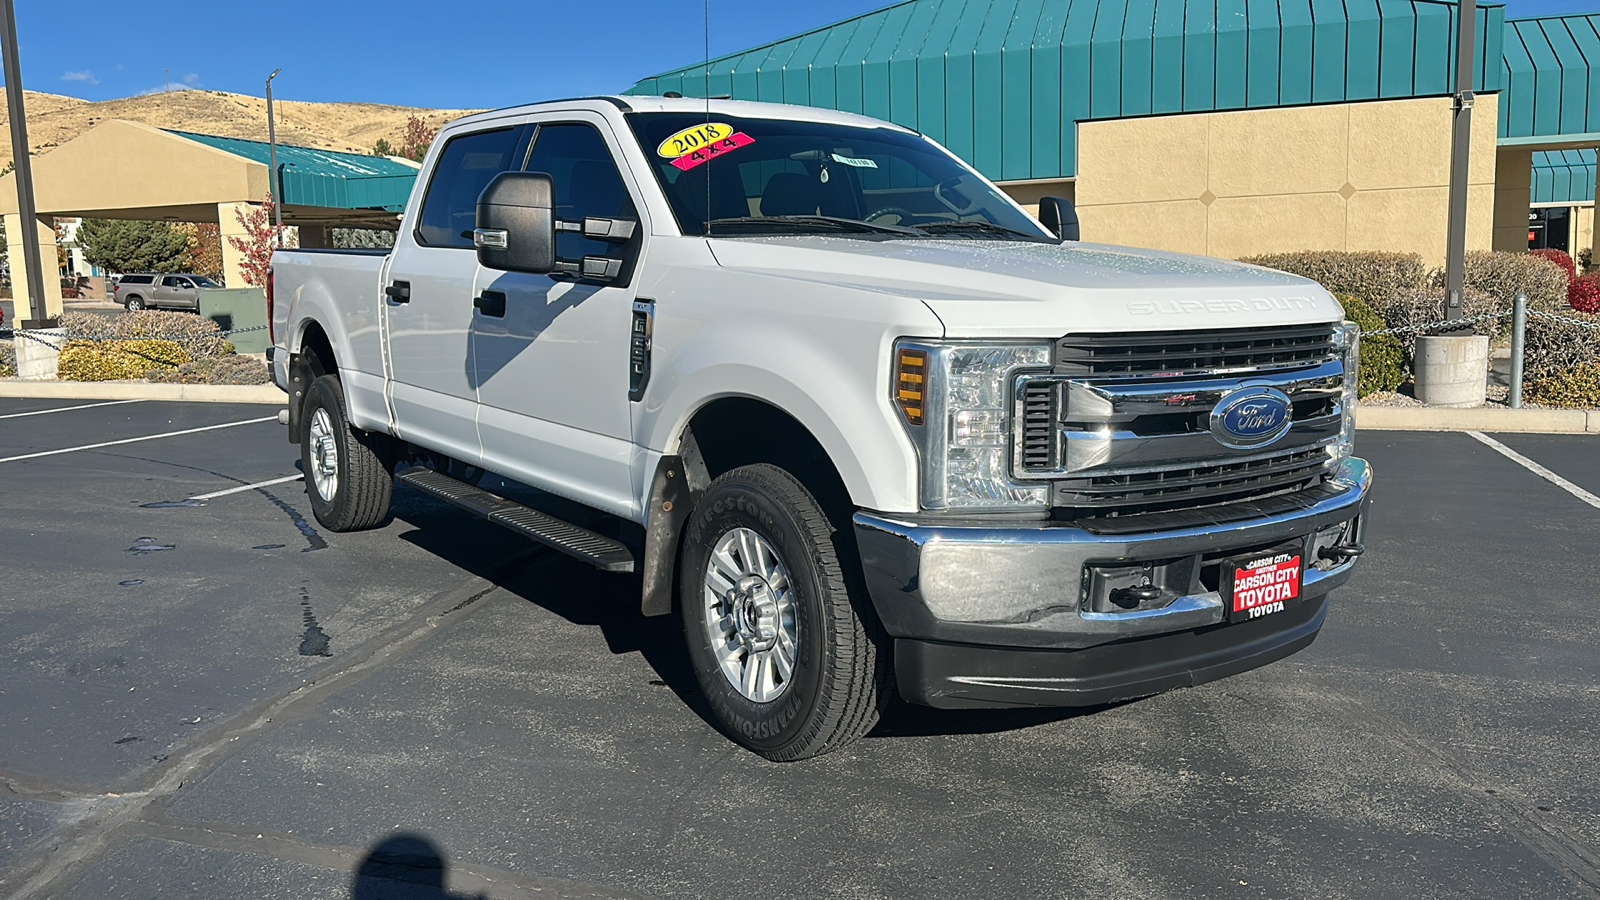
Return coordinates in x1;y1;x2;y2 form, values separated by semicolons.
269;96;1371;760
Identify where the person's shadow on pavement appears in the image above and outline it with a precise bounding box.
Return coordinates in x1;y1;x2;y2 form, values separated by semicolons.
351;833;486;900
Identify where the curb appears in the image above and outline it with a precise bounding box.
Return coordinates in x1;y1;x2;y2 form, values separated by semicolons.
1357;405;1600;434
0;380;285;405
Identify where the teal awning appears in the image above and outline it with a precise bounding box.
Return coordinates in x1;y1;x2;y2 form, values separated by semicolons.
166;130;418;212
627;0;1506;182
1531;149;1596;204
1499;14;1600;142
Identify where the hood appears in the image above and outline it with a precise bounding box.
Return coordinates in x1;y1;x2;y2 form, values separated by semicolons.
706;236;1342;338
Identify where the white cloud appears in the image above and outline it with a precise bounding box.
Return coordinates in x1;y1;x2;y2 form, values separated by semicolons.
61;70;97;84
182;73;201;87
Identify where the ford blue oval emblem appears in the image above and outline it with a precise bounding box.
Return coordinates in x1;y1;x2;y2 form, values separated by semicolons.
1210;386;1294;449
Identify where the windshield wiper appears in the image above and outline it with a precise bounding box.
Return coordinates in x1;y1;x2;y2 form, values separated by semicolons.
916;220;1052;241
705;215;923;236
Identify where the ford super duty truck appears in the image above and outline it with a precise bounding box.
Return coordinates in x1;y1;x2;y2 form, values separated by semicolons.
269;96;1371;761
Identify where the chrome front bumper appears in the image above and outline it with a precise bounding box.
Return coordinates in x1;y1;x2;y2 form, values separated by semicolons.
853;457;1372;652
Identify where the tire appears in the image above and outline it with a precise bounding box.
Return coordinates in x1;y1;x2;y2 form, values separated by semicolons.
299;374;394;532
679;463;890;761
124;295;145;311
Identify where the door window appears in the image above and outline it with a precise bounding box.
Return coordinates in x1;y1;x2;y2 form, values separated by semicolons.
415;126;527;249
524;123;636;261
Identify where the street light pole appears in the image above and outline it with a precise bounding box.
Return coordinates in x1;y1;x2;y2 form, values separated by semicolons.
1443;0;1477;322
266;68;282;247
1;0;53;328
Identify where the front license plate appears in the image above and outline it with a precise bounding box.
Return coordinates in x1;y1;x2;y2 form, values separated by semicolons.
1225;545;1303;621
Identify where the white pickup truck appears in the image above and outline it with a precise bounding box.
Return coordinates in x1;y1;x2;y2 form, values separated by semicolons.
270;96;1371;760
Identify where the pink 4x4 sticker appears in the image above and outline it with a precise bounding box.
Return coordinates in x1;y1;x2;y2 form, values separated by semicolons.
656;122;755;172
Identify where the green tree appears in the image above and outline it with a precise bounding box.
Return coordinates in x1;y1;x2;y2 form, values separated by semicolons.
371;137;395;157
74;219;192;273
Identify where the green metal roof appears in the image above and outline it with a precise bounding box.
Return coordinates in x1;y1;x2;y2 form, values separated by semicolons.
1530;149;1596;204
627;0;1506;182
1499;14;1600;142
166;130;418;212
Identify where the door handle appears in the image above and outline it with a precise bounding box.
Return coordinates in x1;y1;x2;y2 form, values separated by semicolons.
474;290;506;318
384;281;411;304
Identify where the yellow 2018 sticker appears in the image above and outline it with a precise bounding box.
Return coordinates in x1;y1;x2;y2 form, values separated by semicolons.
657;122;734;159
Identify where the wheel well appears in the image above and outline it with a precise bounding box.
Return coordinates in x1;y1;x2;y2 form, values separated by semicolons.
299;321;337;377
682;397;852;517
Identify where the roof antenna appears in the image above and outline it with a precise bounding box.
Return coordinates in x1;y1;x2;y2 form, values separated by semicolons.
703;0;712;237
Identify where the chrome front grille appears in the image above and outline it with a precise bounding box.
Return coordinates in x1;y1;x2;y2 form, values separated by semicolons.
1015;325;1345;517
1054;323;1338;379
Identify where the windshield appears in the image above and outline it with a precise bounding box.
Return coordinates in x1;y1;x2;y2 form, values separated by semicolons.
190;276;219;287
625;112;1053;242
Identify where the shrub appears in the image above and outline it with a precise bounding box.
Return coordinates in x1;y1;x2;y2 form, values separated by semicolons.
1433;250;1569;314
1580;247;1594;274
145;355;269;385
0;341;15;377
1383;287;1500;366
56;339;189;381
1524;361;1600;408
59;310;233;359
1335;294;1404;397
1522;309;1600;379
1238;251;1427;307
1569;273;1600;314
1529;248;1576;285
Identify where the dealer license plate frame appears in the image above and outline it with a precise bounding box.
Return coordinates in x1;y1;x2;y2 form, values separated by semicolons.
1222;542;1304;623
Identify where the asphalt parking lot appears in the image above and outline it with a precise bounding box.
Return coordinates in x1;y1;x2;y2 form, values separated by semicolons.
1;398;1598;899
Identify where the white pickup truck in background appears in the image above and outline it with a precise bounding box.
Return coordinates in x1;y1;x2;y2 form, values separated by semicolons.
269;96;1371;760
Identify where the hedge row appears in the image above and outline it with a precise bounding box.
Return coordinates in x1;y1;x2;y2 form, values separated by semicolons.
1241;249;1571;314
1334;294;1403;397
1526;361;1600;408
57;339;190;381
145;355;270;385
59;310;233;359
0;342;15;378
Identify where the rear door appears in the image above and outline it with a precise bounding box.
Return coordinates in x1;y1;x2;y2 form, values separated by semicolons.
383;122;531;464
470;116;644;520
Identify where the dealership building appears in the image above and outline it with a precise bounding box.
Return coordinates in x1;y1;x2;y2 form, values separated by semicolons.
629;0;1599;265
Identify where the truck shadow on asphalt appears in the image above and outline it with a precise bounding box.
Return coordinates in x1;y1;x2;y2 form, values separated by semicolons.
385;486;1125;746
351;832;484;900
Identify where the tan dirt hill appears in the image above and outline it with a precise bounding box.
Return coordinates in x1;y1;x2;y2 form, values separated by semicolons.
0;88;478;168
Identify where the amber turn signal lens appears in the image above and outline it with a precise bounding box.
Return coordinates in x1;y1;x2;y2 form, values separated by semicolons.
895;349;927;426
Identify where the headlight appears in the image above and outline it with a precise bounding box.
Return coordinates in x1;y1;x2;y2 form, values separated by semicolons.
1330;322;1360;464
893;340;1052;510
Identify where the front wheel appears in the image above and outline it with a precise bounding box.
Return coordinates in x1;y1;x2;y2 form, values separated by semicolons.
679;464;890;761
299;374;393;531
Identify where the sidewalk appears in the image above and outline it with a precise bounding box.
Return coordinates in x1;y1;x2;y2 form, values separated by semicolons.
0;379;284;404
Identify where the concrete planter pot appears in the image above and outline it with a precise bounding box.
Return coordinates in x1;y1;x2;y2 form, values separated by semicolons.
11;329;65;381
1414;334;1489;408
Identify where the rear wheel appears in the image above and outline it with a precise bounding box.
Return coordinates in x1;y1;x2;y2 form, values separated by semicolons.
123;295;145;311
299;374;393;531
679;463;890;761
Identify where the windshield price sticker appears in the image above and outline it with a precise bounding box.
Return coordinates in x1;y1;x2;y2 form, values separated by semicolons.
667;131;755;172
1229;550;1301;620
657;122;734;158
830;153;878;168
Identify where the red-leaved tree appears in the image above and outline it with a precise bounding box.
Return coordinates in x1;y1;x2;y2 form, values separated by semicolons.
227;194;289;287
400;115;437;162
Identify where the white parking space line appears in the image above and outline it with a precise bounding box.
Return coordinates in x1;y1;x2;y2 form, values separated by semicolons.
0;417;279;465
190;474;303;500
1467;431;1600;510
0;399;147;420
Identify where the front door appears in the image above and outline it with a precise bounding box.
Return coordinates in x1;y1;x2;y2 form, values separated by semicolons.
471;117;643;520
384;123;530;465
155;276;198;310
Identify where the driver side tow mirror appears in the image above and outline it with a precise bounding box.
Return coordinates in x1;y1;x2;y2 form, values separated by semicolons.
475;171;637;281
1038;196;1080;242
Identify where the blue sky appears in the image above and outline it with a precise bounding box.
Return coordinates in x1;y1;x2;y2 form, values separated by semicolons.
6;0;1599;109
